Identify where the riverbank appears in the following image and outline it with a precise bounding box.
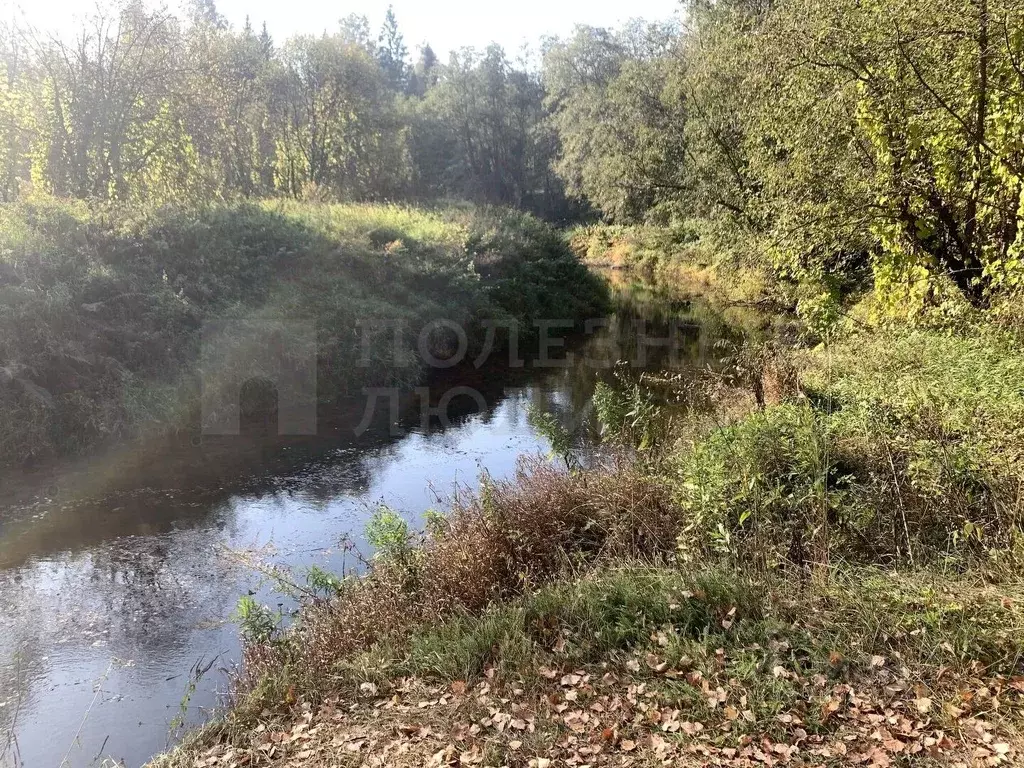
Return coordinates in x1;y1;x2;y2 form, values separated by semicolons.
160;565;1024;767
151;268;1024;767
0;200;606;467
568;224;777;309
3;265;750;767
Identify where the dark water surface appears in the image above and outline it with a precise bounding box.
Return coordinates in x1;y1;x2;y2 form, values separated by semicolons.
0;276;757;767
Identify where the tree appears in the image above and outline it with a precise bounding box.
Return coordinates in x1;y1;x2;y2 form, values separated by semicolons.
543;23;685;220
377;6;408;92
420;45;561;210
0;21;34;201
28;3;188;201
543;1;1024;307
273;34;411;199
338;14;373;52
408;43;439;97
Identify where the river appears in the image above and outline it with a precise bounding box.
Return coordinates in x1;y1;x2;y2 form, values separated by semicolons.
0;274;759;768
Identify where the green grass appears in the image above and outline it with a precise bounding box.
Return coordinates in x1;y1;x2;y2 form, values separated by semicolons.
0;198;607;465
800;325;1024;466
661;314;1024;569
346;562;1024;688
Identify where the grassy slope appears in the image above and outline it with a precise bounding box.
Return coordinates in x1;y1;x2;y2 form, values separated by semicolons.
0;200;605;466
156;566;1024;767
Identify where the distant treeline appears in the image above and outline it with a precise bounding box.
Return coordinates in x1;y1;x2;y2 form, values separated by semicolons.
0;2;572;217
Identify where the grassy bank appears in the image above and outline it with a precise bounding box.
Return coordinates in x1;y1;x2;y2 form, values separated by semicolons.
0;200;606;466
151;273;1024;766
167;566;1023;767
568;224;776;308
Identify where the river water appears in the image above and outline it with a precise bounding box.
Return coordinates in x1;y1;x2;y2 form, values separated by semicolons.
0;275;757;768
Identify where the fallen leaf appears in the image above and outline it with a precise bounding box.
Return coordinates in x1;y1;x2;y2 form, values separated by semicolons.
722;607;737;630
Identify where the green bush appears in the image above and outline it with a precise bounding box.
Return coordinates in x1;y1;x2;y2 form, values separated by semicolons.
674;322;1024;568
467;208;608;329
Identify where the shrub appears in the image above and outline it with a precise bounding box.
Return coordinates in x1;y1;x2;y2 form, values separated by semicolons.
467;208;608;329
674;324;1024;568
233;457;677;711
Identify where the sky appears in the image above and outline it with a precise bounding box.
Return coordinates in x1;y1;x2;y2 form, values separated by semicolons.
5;0;683;56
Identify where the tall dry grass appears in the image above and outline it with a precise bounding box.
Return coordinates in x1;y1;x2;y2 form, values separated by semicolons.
235;457;676;711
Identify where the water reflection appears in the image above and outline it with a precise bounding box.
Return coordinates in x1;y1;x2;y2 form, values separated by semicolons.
0;275;757;768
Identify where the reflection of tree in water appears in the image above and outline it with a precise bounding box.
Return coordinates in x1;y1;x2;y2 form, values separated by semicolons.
524;277;755;451
0;530;247;768
238;377;280;437
1;543;230;755
0;529;240;666
92;535;235;643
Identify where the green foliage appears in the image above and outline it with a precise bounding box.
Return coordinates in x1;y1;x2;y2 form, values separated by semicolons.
415;47;569;216
675;403;840;565
0;5;575;218
365;506;412;562
795;285;843;343
465;208;609;326
592;377;663;451
390;566;753;682
384;563;1024;690
544;0;1024;311
674;320;1024;567
543;22;684;221
273;35;411;200
526;405;576;469
305;566;343;597
234;595;279;645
